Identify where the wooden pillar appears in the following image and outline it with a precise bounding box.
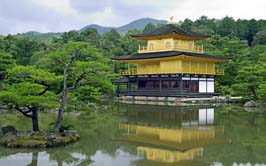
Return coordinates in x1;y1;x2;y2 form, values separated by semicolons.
189;75;191;94
159;76;162;91
137;76;139;90
189;61;191;74
180;75;183;97
127;77;130;92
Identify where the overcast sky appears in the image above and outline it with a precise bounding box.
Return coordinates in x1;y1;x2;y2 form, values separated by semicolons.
1;0;266;35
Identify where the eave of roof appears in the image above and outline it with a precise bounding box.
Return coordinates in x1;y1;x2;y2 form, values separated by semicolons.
112;51;230;61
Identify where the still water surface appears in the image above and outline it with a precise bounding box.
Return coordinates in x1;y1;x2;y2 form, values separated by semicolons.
1;103;266;166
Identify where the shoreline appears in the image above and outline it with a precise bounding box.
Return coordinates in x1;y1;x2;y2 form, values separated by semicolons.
115;96;243;106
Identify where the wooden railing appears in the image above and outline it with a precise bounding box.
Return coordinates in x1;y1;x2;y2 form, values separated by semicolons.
120;69;137;75
138;44;203;54
120;69;224;75
215;70;224;75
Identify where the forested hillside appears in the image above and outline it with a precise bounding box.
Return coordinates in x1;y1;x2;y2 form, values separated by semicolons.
1;16;266;103
79;18;167;35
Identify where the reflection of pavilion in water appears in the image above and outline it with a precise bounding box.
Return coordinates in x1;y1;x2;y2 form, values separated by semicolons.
137;146;203;163
116;105;224;164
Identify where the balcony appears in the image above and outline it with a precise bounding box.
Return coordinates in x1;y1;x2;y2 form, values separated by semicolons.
215;70;224;75
120;69;224;76
120;69;137;75
138;43;203;54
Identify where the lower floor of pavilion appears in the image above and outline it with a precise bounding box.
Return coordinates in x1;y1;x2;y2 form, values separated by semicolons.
113;74;218;98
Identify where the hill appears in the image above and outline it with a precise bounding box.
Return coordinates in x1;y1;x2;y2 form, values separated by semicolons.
79;18;167;35
14;18;167;42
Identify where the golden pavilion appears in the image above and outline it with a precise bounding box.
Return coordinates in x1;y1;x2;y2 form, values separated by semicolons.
112;20;229;97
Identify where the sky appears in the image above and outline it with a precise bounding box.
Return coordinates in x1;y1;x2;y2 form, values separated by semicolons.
0;0;266;35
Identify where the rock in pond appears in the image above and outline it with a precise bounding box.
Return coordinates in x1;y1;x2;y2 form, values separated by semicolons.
47;132;56;141
63;130;78;137
244;100;256;107
1;125;17;135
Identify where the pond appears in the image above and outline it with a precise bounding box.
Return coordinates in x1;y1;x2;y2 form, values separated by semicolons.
1;103;266;166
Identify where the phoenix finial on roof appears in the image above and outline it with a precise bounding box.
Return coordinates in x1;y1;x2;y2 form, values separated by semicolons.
168;16;175;24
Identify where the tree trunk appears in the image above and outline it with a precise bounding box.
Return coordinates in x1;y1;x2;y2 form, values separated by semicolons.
250;87;259;100
54;65;68;133
0;80;3;91
31;107;40;132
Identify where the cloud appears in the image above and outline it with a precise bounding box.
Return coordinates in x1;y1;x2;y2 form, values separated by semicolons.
0;0;266;35
0;0;71;34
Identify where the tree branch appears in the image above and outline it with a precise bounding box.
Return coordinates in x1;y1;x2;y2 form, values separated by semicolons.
37;85;51;96
54;58;64;65
66;50;80;68
24;105;33;113
67;73;86;90
67;70;97;90
34;80;49;87
14;105;33;118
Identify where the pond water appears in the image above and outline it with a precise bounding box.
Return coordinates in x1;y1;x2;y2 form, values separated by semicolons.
1;103;266;166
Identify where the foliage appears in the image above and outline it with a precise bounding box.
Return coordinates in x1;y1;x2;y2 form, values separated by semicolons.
0;82;57;108
258;84;266;101
38;42;114;95
143;23;156;33
0;66;58;131
0;35;46;65
0;53;15;90
36;41;114;132
16;32;62;43
253;30;266;45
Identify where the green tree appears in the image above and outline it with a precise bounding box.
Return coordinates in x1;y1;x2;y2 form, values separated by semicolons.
0;35;5;50
232;65;265;100
80;28;101;47
216;16;237;38
39;42;113;132
121;29;142;55
143;23;156;33
181;18;193;30
0;53;15;90
0;66;58;131
102;29;124;57
61;30;81;43
253;30;266;45
12;37;42;65
257;84;266;101
245;19;260;46
0;36;44;65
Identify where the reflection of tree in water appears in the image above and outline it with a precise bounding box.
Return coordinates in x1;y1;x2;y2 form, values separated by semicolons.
44;112;123;165
0;112;122;165
200;107;266;165
26;152;37;166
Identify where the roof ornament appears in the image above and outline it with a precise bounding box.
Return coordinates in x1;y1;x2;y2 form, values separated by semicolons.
167;16;175;24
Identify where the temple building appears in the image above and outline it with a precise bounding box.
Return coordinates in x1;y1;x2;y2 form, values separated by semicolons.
112;20;230;97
